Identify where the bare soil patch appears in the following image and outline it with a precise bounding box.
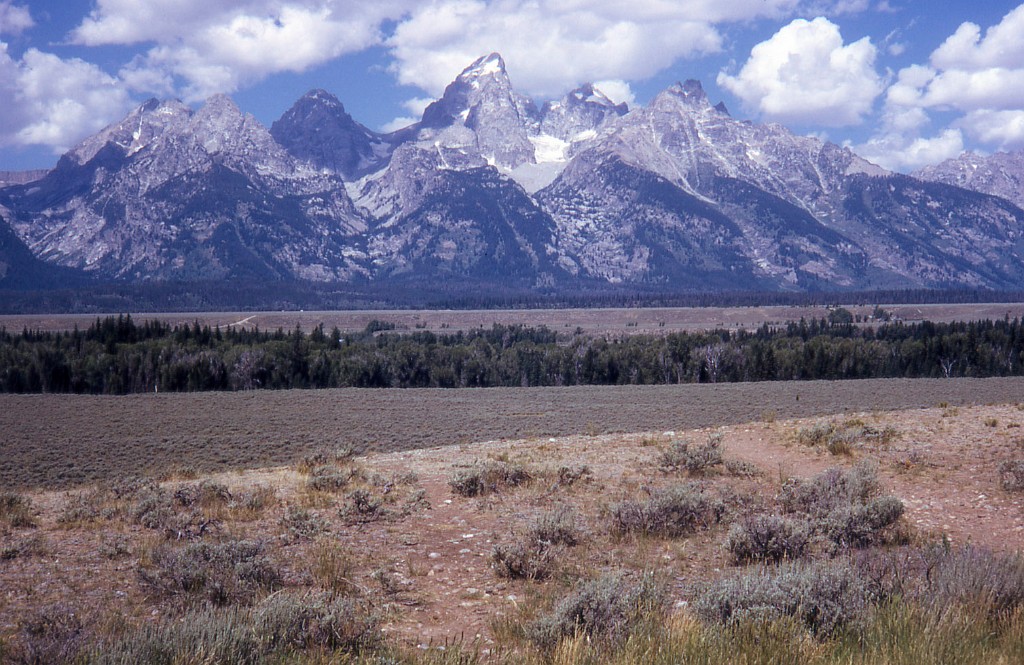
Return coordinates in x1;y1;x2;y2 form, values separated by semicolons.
4;377;1024;490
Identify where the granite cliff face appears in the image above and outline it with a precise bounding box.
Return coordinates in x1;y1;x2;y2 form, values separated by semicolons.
3;53;1024;292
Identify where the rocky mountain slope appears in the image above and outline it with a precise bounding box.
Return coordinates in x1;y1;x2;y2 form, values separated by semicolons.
2;53;1024;293
915;149;1024;210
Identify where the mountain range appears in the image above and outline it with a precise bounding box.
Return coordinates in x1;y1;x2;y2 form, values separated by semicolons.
2;52;1024;296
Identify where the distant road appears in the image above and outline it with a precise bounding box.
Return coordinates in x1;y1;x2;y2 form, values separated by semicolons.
3;302;1024;336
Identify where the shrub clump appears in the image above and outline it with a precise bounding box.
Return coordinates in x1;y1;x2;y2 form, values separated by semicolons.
528;573;665;651
820;496;904;549
659;434;724;475
10;603;88;665
999;460;1024;492
695;559;872;637
448;460;532;497
726;514;811;564
778;463;903;552
254;590;380;653
307;465;362;493
173;480;232;508
492;541;559;581
280;506;329;542
138;539;281;606
797;420;899;455
916;546;1024;619
0;491;36;528
779;462;880;515
610;483;725;538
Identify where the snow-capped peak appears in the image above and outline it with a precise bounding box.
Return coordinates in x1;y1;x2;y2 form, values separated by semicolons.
461;52;506;80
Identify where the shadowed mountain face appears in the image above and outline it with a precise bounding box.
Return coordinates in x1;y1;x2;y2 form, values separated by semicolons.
3;54;1024;293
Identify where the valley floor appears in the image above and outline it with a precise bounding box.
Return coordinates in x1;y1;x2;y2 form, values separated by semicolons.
2;384;1024;659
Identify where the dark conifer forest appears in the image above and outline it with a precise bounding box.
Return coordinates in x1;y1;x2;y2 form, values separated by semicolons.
2;313;1024;394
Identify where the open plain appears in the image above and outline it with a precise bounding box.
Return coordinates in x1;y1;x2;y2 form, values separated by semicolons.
4;377;1024;490
3;383;1024;662
4;302;1024;336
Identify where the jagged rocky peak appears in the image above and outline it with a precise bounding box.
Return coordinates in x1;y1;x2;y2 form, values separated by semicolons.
417;52;538;168
68;97;192;165
271;88;388;179
540;83;628;141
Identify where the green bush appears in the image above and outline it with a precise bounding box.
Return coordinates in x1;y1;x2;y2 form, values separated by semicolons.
726;514;811;564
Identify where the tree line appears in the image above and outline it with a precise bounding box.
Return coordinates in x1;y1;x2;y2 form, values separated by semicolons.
2;314;1023;394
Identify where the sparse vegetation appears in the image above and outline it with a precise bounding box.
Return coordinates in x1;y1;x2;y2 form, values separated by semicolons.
999;460;1024;492
0;492;35;528
137;539;281;606
726;514;811;564
527;573;665;651
449;460;532;497
658;433;724;475
610;483;725;537
696;558;872;636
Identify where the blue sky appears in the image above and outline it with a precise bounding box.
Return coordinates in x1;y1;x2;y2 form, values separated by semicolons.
2;1;1023;173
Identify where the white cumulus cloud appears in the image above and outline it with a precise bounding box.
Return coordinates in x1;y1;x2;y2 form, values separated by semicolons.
73;0;416;101
385;0;813;99
0;1;32;35
859;3;1024;168
0;43;132;153
716;16;884;127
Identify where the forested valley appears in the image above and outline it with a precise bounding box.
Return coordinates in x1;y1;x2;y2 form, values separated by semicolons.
2;313;1024;394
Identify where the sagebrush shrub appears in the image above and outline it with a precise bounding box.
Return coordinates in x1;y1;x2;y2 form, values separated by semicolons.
254;591;380;652
89;606;260;664
659;434;724;475
999;460;1024;492
173;480;232;508
0;491;35;528
528;573;665;651
696;559;871;636
280;506;328;542
821;496;904;549
610;484;725;537
779;462;880;516
779;464;903;551
448;461;531;497
918;546;1024;618
726;514;811;564
492;541;558;580
529;506;583;547
12;603;87;665
138;539;281;606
